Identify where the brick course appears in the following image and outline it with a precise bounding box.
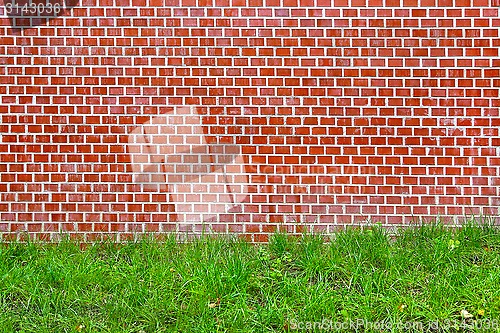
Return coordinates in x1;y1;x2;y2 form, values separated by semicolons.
0;0;499;242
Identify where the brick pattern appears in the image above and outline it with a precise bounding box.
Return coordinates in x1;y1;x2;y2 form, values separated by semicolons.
0;0;499;242
127;105;248;224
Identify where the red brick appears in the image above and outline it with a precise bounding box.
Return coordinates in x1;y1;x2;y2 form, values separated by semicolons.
0;1;498;241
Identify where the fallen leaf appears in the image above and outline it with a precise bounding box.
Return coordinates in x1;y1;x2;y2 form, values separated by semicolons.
208;297;221;308
398;304;407;312
460;309;473;319
76;324;85;332
169;268;175;273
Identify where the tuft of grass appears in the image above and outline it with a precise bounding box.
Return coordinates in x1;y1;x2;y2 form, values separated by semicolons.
1;222;500;332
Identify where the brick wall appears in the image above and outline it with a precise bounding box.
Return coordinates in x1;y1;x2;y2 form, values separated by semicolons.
0;0;499;242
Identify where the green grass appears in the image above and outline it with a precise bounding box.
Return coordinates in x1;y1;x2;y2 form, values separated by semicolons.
1;221;500;332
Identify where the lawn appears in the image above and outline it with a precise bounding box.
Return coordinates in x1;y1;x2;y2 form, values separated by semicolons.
1;222;500;332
